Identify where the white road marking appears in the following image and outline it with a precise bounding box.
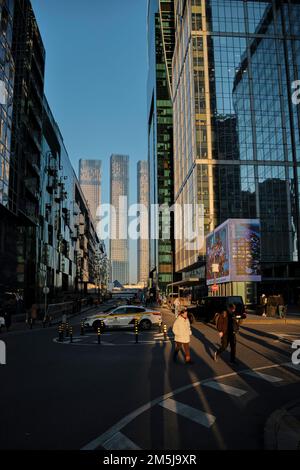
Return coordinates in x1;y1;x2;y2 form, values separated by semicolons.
203;381;247;397
82;363;294;450
159;398;216;428
102;432;141;450
243;371;282;383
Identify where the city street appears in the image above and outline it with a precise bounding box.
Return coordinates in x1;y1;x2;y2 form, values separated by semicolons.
1;305;300;450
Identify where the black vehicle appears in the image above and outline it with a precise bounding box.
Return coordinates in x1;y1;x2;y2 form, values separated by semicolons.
187;296;246;323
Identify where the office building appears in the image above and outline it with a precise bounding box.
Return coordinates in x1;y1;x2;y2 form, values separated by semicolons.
79;159;101;224
137;161;149;285
172;0;300;302
110;154;129;284
147;0;177;293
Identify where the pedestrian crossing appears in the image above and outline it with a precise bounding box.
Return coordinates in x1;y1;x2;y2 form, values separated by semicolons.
86;362;300;451
202;380;247;397
159;398;216;428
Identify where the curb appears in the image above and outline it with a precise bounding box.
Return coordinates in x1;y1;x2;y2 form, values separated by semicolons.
244;318;300;325
264;398;300;450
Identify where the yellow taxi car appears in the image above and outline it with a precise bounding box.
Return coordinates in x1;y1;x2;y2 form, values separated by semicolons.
84;305;162;331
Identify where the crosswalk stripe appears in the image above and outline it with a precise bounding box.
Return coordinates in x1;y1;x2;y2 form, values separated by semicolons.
102;432;141;450
203;381;247;397
243;371;282;383
159;398;216;428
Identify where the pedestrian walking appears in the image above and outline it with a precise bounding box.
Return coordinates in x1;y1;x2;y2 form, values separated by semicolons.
172;307;194;365
30;303;38;327
214;304;239;364
173;296;181;318
3;310;12;332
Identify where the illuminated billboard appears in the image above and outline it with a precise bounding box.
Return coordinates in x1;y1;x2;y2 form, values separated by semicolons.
206;219;261;285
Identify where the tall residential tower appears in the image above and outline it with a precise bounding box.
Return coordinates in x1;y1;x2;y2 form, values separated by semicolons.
110;154;129;285
137;161;149;285
79;159;102;224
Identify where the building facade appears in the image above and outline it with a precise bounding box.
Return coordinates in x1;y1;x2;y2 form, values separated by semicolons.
78;159;101;224
172;0;300;303
0;0;15;296
109;154;129;285
147;0;178;293
137;160;149;285
0;0;104;308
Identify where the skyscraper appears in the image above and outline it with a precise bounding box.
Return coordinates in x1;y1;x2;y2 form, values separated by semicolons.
172;0;300;302
110;154;129;285
79;159;101;224
137;161;149;285
147;0;177;292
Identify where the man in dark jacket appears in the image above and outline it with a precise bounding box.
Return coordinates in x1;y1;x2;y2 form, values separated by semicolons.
214;303;239;364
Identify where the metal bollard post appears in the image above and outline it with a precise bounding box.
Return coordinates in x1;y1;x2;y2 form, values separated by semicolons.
58;325;63;342
163;324;167;341
65;323;69;338
43;318;46;329
135;319;139;344
70;326;73;343
80;321;84;336
30;318;33;330
159;320;162;333
101;320;104;333
97;327;101;344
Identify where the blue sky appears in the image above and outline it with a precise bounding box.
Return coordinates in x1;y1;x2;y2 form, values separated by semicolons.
31;0;149;282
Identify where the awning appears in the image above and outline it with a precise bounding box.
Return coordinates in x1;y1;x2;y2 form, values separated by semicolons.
167;278;200;289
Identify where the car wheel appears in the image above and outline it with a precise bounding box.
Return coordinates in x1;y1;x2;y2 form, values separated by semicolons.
139;319;152;330
93;320;105;332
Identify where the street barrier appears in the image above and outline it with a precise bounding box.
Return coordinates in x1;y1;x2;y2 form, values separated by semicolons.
135;319;139;344
163;324;167;341
58;325;63;342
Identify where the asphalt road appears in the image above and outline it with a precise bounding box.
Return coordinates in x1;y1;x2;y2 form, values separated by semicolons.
1;304;300;450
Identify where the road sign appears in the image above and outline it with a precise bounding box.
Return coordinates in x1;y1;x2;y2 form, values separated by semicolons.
43;287;50;295
211;284;218;292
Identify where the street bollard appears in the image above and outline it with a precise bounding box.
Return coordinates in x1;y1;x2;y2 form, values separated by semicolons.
58;325;63;342
135;319;139;344
80;321;84;336
163;324;167;341
97;327;101;344
159;320;162;333
65;323;69;338
42;318;46;329
70;326;73;343
101;320;104;333
30;318;33;330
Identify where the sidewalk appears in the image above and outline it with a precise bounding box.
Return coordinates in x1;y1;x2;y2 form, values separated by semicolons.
265;398;300;450
0;304;97;335
244;313;300;325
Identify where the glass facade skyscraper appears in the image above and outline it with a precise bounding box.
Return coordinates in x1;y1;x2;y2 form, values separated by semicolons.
79;159;102;224
110;154;129;285
172;0;300;301
137;160;149;285
147;0;177;292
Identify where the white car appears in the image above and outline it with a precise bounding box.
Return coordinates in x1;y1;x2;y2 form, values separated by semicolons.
84;305;162;331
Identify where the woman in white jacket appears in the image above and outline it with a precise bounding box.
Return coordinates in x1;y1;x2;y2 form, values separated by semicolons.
172;308;193;364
